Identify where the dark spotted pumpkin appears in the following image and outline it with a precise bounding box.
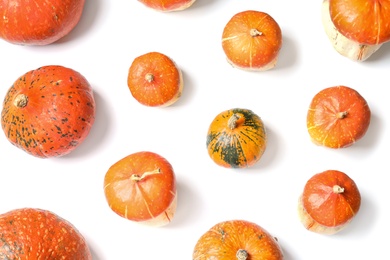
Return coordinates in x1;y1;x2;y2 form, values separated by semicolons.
0;208;92;259
1;65;95;158
206;108;267;168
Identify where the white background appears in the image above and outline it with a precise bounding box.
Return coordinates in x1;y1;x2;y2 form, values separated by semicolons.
1;0;389;259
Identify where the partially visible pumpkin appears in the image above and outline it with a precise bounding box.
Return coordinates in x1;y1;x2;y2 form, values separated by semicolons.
222;10;282;71
127;52;183;107
206;108;267;168
307;85;371;148
104;151;177;227
138;0;196;12
0;0;86;45
0;208;92;259
193;220;283;260
1;65;96;158
298;170;361;235
322;0;390;61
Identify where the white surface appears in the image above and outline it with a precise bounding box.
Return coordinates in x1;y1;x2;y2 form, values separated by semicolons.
1;1;389;259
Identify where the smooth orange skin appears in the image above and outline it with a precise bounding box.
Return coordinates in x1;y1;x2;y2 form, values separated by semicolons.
307;85;370;148
329;0;390;45
206;108;267;168
104;151;177;223
0;208;92;259
193;220;283;260
1;65;96;158
301;170;361;230
138;0;195;11
0;0;85;45
222;10;282;70
127;52;183;107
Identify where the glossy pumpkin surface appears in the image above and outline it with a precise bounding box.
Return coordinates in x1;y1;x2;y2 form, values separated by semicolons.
127;52;183;107
104;151;177;226
222;10;282;71
193;220;283;260
0;208;92;259
139;0;196;11
1;65;96;158
206;108;267;168
307;85;370;148
329;0;390;45
0;0;86;45
299;170;361;234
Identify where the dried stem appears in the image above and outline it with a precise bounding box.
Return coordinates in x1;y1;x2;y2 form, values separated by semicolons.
131;168;161;182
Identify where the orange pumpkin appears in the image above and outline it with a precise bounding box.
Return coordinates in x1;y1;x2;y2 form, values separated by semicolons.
298;170;361;235
222;10;282;71
0;208;92;259
127;52;183;107
104;151;177;227
0;0;86;45
138;0;196;12
206;108;267;168
1;65;96;158
306;85;370;148
193;220;283;260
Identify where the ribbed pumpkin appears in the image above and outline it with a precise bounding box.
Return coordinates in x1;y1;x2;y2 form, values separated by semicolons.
193;220;283;260
1;65;96;158
0;208;92;259
206;108;267;168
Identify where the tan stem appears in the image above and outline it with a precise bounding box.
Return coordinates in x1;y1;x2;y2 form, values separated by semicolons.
131;168;161;182
236;249;248;260
145;73;154;83
13;94;28;108
228;113;240;130
337;111;348;119
250;28;262;37
333;185;344;194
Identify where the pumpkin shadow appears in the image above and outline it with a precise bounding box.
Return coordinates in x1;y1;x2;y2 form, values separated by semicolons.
365;42;390;62
167;68;195;108
89;246;102;260
168;176;201;228
54;0;102;45
190;0;222;10
61;89;111;159
245;124;279;172
333;189;377;237
274;34;298;71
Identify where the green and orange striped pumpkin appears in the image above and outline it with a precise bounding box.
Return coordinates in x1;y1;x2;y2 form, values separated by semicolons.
206;108;267;168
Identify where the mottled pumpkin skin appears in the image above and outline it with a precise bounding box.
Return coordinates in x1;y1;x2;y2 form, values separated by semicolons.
206;108;267;168
1;65;95;158
193;220;283;260
0;0;86;45
0;208;92;259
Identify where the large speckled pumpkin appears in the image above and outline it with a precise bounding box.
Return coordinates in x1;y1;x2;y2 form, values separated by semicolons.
206;108;267;168
0;208;92;259
1;65;96;158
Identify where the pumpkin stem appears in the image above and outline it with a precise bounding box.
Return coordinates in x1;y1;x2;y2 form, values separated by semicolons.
333;185;344;194
145;73;155;83
250;28;262;37
228;113;241;130
236;249;249;260
131;168;161;182
13;94;28;108
337;111;348;119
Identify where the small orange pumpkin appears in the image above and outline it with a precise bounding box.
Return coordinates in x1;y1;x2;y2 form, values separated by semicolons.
206;108;267;168
0;208;92;259
127;52;183;107
193;220;283;260
104;151;177;227
298;170;361;235
306;85;371;148
1;65;96;158
222;10;282;71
